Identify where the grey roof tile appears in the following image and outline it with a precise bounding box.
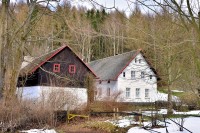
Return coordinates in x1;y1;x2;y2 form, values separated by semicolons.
89;51;138;80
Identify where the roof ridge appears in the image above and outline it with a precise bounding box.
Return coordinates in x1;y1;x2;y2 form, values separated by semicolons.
35;45;65;59
90;50;138;63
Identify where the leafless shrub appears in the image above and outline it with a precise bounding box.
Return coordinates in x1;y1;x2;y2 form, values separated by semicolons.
0;88;82;132
40;88;80;110
179;92;199;110
91;91;127;112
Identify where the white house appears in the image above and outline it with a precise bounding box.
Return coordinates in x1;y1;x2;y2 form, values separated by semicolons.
89;49;159;103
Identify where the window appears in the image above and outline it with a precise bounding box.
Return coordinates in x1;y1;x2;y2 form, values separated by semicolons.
141;71;145;79
123;72;126;77
139;59;142;63
53;64;60;72
145;89;149;98
135;58;137;63
136;88;140;98
131;71;135;79
99;80;102;84
69;65;76;74
126;88;131;98
108;80;110;83
107;88;111;96
150;75;153;80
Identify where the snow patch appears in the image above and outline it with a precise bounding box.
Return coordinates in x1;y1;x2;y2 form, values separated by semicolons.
172;90;184;93
20;129;57;133
156;92;179;102
128;117;200;133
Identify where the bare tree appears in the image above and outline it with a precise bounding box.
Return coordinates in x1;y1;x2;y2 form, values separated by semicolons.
0;0;60;102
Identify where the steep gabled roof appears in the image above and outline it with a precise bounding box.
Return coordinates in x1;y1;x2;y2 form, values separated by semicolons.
20;45;97;77
89;50;141;80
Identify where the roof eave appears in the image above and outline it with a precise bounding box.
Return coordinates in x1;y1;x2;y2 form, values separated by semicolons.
113;49;142;80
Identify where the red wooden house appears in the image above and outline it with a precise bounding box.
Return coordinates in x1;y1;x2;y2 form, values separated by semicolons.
17;45;97;109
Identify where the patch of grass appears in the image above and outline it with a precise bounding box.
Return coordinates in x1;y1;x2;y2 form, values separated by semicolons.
158;89;168;94
84;121;131;133
172;92;184;97
84;121;116;133
158;89;184;97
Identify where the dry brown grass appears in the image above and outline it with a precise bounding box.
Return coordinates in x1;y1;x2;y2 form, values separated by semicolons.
178;92;200;110
0;98;57;132
0;88;81;132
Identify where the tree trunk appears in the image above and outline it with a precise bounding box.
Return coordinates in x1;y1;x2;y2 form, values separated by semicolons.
167;44;173;115
0;0;10;99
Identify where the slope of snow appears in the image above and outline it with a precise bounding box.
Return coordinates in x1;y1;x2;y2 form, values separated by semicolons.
174;110;200;115
156;92;179;102
128;117;200;133
20;129;57;133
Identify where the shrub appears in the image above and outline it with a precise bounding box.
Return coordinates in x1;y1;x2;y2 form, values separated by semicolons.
0;88;79;132
179;92;199;110
0;98;57;132
84;121;116;133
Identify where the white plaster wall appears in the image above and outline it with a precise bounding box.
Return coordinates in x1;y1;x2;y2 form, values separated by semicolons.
17;86;88;110
95;80;119;100
117;53;158;102
17;86;41;102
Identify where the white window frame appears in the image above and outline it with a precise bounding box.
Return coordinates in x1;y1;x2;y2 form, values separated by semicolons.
131;71;135;79
126;88;131;98
145;89;149;98
136;88;140;98
141;71;145;79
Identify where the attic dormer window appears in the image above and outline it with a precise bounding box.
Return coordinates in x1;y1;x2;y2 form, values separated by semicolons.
69;65;76;74
53;64;60;72
135;58;137;63
123;72;126;77
139;59;142;63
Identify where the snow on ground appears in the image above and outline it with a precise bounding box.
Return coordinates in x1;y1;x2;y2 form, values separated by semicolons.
142;109;168;116
143;109;200;116
20;129;57;133
106;109;200;133
156;92;179;102
128;117;200;133
171;90;184;93
174;110;200;115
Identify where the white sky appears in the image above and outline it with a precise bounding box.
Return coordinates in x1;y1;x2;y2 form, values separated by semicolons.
9;0;150;16
66;0;136;16
11;0;200;17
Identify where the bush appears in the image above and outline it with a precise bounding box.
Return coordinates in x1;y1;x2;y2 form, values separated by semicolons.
179;92;199;110
0;88;79;132
84;121;116;133
84;121;131;133
0;98;57;132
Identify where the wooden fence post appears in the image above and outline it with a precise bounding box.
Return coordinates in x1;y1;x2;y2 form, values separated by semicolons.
113;108;116;119
116;108;119;119
139;109;142;127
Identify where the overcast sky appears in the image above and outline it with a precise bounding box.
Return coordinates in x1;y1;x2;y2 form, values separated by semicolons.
9;0;152;16
68;0;136;16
